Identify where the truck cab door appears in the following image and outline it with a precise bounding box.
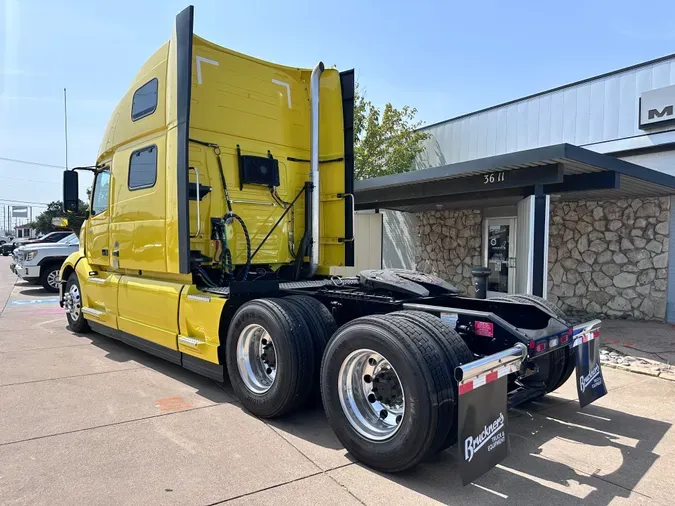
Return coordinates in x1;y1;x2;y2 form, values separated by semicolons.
87;168;111;269
82;167;119;328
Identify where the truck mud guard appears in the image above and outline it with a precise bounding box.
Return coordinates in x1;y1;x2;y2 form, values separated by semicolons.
454;344;526;485
572;319;606;407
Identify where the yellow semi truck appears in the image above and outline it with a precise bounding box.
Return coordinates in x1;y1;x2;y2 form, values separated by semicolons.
59;6;605;483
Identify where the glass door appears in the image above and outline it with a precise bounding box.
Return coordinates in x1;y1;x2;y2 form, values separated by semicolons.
483;218;516;296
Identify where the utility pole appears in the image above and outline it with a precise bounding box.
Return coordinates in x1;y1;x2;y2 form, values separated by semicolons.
64;88;69;170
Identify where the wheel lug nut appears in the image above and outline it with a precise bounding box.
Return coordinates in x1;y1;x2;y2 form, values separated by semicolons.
368;358;376;366
266;367;273;374
380;409;388;419
396;415;402;424
363;374;372;383
367;393;376;403
261;339;268;345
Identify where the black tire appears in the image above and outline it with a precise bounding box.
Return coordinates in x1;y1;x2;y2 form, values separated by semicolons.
545;346;576;392
282;295;336;398
225;298;315;418
65;273;90;333
489;294;575;394
321;313;455;472
497;294;570;324
39;263;61;293
389;310;474;451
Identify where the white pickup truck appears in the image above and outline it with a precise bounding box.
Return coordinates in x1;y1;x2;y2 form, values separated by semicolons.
11;234;79;292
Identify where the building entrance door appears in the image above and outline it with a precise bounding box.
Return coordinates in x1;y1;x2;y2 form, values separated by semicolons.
483;217;516;296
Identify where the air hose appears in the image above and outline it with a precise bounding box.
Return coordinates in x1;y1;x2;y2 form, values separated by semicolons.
224;212;251;281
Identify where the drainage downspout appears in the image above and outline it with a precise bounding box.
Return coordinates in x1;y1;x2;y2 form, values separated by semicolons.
308;61;324;277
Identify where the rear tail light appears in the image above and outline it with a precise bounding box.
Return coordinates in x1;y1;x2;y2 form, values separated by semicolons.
535;342;547;353
560;334;569;343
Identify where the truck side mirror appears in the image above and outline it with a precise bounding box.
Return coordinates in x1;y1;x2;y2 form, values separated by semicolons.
63;170;79;212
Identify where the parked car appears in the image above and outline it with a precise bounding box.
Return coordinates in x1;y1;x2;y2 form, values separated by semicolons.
1;242;18;256
12;234;79;292
17;231;73;246
0;234;14;245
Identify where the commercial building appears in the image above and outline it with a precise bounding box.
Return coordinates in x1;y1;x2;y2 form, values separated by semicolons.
355;53;675;322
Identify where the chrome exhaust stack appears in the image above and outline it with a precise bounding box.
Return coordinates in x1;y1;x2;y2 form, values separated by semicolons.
308;61;324;277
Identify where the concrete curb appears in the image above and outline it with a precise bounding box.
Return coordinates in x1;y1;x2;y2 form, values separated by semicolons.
601;344;675;382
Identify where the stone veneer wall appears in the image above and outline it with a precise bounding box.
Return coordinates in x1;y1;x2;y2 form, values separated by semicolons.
548;197;669;321
415;209;482;295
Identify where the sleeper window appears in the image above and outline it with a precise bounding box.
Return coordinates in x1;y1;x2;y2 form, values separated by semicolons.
128;146;157;190
131;78;158;121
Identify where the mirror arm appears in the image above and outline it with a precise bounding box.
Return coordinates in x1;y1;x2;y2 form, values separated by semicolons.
70;165;100;173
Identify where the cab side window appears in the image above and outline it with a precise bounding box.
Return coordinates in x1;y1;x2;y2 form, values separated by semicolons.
131;78;158;121
128;146;158;190
91;169;111;216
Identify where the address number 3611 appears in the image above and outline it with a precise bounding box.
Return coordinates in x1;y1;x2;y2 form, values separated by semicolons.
484;172;506;184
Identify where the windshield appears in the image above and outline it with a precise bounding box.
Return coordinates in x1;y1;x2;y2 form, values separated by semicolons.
57;234;78;245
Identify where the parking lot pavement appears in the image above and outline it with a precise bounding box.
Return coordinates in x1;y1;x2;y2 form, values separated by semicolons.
1;256;674;505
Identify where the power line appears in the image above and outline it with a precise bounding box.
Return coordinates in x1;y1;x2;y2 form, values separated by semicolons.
0;156;65;169
0;198;50;206
0;175;58;185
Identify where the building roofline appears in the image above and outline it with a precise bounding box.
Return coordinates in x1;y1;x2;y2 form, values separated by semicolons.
354;143;675;195
421;51;675;132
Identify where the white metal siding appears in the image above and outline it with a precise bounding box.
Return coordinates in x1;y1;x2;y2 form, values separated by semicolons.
381;210;418;270
354;212;383;270
418;56;675;169
620;151;675;177
515;197;534;294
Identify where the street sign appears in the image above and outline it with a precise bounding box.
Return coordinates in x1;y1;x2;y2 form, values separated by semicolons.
11;206;28;218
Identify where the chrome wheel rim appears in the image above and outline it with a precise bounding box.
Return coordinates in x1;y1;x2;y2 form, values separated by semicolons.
47;270;60;289
236;324;277;394
66;284;81;320
338;349;405;441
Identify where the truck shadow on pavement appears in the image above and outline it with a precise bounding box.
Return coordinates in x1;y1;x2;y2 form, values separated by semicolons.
73;325;671;503
75;328;231;405
269;395;669;504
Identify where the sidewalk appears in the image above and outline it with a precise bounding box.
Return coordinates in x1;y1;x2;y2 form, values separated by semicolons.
600;319;675;381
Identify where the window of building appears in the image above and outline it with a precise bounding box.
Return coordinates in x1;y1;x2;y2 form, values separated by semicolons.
128;145;158;190
131;78;158;121
91;169;111;216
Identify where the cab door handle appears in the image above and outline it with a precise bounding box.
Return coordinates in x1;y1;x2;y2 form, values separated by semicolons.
112;250;120;257
101;249;109;256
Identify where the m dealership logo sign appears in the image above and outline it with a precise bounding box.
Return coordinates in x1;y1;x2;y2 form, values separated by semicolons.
640;84;675;129
648;105;673;120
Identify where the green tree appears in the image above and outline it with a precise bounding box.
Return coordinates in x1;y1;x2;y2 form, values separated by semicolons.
354;85;430;180
27;200;88;236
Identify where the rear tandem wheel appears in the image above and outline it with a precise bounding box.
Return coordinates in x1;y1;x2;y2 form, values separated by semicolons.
489;294;576;394
320;312;470;472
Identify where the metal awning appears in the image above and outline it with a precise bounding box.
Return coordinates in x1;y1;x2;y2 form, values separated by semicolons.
354;143;675;212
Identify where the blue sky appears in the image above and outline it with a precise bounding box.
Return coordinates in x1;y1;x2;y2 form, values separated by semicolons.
2;0;675;221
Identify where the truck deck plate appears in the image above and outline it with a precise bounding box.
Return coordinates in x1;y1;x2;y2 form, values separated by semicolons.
202;277;360;296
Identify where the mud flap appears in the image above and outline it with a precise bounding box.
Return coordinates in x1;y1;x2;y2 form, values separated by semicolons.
457;365;513;485
573;322;607;408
